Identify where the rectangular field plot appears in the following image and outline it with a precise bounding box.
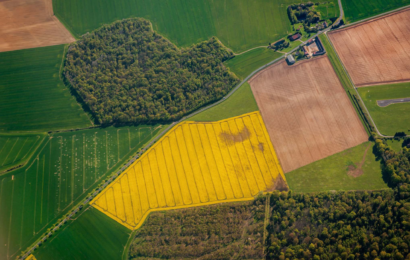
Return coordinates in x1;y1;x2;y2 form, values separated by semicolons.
53;0;336;53
0;45;92;132
0;0;74;52
91;112;287;230
358;82;410;136
249;56;368;173
0;125;162;260
328;8;410;87
0;133;45;173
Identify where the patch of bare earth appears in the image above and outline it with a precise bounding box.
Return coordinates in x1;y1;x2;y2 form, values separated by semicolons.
249;56;368;173
328;8;410;87
347;143;371;177
0;0;75;52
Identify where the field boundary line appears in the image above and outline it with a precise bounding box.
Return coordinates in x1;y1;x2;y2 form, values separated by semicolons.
263;194;270;255
2;138;19;166
12;137;28;163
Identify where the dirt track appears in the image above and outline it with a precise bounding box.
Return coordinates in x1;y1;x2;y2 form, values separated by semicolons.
328;8;410;87
249;56;368;173
0;0;75;52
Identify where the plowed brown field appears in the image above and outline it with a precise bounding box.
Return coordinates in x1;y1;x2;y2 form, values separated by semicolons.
249;56;368;173
328;8;410;87
0;0;75;52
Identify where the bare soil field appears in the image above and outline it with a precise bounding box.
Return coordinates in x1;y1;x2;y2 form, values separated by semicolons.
249;56;368;173
0;0;74;52
328;8;410;87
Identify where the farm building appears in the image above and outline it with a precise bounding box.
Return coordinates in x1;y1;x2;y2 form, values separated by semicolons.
286;54;295;64
289;33;301;41
303;37;326;58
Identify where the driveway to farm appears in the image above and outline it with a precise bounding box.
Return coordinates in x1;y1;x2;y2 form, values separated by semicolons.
377;98;410;107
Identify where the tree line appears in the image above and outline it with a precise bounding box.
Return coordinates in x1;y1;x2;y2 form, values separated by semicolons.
64;18;239;125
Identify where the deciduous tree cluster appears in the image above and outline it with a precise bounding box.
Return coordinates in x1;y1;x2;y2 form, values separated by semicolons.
267;189;410;260
64;18;238;125
129;198;266;259
374;137;410;186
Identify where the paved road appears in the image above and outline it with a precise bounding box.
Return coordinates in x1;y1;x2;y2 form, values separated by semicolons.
377;98;410;107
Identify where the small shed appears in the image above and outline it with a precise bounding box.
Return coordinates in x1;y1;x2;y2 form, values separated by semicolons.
286;55;295;65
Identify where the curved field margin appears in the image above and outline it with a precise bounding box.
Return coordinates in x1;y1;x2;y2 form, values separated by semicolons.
0;0;74;52
91;112;287;230
328;8;410;87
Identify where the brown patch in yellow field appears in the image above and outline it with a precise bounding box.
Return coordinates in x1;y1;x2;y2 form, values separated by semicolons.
219;125;251;145
91;112;287;230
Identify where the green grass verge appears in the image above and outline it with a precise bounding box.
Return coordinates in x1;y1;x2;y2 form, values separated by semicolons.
0;125;165;260
0;133;46;173
34;207;130;260
319;34;353;90
0;45;92;132
319;34;372;135
357;83;410;136
52;0;337;53
341;0;410;23
286;142;388;193
224;48;282;80
187;82;258;121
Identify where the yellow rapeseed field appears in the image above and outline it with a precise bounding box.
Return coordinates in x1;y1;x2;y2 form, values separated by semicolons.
91;112;287;230
26;255;37;260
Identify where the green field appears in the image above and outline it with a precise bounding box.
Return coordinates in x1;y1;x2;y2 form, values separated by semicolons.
53;0;337;53
357;83;410;136
342;0;410;23
34;207;130;260
0;133;46;173
286;142;388;193
225;48;282;80
315;2;339;20
386;138;405;152
0;125;164;260
0;45;92;132
188;82;258;121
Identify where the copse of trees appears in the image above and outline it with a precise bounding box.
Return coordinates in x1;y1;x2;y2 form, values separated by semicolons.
374;136;410;186
287;2;320;25
128;199;266;259
267;189;410;260
64;18;239;125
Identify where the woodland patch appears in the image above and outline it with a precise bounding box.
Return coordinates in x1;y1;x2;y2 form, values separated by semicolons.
64;18;238;125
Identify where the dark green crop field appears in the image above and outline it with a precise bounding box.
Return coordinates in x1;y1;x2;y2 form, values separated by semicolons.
358;83;410;136
0;125;163;260
34;207;130;260
342;0;410;23
0;133;45;174
225;48;282;80
286;142;388;193
0;45;92;132
53;0;334;53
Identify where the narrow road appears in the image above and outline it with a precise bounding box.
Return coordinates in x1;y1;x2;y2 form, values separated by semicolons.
377;98;410;107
